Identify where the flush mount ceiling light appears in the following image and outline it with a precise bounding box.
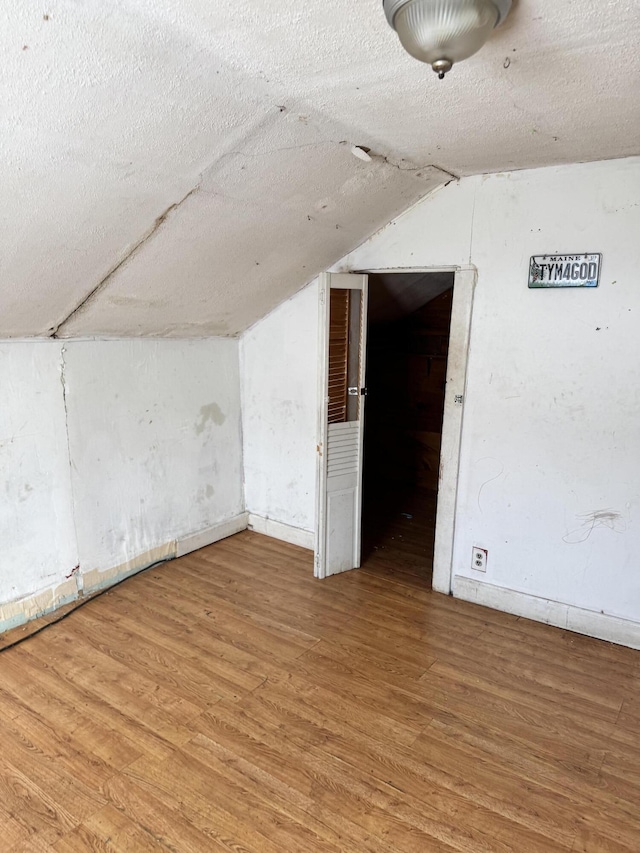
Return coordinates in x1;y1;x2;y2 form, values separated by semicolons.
383;0;512;79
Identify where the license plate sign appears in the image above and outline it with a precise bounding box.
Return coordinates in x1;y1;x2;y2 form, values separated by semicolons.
529;254;601;288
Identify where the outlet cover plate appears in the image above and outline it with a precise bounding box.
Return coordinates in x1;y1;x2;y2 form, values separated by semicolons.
472;547;488;572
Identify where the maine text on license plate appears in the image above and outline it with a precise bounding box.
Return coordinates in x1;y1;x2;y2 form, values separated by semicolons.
529;254;601;288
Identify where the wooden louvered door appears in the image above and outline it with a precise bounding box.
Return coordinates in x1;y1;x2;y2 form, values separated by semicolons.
315;272;368;578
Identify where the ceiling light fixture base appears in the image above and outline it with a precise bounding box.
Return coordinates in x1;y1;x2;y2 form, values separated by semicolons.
432;58;453;79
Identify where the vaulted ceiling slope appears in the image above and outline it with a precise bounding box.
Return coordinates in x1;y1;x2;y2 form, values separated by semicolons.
3;0;639;337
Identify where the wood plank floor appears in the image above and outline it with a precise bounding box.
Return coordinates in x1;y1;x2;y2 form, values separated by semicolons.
0;531;639;852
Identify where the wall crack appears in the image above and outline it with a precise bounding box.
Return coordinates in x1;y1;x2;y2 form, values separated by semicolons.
50;185;200;337
375;152;459;181
60;344;82;594
216;138;460;184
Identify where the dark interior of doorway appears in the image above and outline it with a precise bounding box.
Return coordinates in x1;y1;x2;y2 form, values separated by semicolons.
361;271;455;588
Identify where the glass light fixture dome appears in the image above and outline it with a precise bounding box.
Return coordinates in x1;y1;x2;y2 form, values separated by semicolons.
383;0;512;78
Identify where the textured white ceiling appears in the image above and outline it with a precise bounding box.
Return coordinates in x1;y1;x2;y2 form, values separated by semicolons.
2;0;639;337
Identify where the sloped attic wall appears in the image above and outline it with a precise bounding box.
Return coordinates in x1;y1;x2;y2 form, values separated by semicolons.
6;0;640;341
4;2;456;339
241;156;640;648
0;338;244;631
2;44;450;340
55;142;449;339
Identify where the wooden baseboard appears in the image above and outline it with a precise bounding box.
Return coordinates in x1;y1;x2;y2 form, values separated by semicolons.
453;575;640;650
176;513;248;557
247;514;314;550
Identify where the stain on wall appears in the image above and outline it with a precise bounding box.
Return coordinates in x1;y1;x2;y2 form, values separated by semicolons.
195;402;226;434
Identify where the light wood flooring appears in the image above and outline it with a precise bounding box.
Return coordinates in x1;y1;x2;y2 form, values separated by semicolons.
0;530;639;852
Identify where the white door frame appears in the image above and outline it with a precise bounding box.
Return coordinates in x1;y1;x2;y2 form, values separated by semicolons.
315;264;476;594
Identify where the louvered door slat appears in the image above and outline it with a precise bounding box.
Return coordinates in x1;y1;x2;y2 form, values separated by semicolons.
328;289;350;424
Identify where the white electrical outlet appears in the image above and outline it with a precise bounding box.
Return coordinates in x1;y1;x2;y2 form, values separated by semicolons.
472;547;488;572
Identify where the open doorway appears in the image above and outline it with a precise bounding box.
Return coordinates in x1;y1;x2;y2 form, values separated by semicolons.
361;271;455;587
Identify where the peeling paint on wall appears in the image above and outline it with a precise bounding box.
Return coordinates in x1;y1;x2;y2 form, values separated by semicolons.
82;541;176;595
0;577;78;634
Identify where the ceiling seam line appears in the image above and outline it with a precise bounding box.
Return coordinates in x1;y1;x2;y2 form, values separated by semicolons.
50;185;200;338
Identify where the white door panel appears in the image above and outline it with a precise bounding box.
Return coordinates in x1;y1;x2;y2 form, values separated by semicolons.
326;489;357;576
315;273;368;579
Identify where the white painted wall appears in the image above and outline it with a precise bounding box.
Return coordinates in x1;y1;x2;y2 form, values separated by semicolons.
0;337;244;628
242;156;640;639
64;339;244;586
0;343;78;623
241;284;319;535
